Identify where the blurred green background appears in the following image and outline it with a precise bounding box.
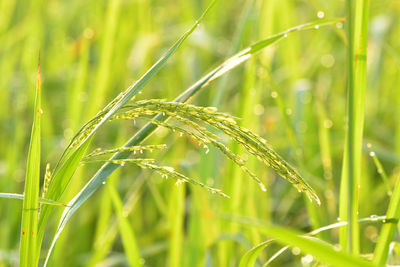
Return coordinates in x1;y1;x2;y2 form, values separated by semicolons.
1;0;400;266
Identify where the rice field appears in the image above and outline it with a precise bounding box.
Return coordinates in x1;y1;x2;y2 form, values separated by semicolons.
1;0;400;266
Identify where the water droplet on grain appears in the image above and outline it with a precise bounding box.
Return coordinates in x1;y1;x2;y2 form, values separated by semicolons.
337;217;341;221
138;91;142;94
315;25;319;29
370;215;379;221
317;11;325;18
134;150;137;155
150;149;153;153
140;150;143;154
271;91;278;98
369;151;375;157
179;132;183;137
284;34;288;38
367;143;372;148
102;181;106;185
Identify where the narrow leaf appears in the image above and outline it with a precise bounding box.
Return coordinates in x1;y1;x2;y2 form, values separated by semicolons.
20;56;42;267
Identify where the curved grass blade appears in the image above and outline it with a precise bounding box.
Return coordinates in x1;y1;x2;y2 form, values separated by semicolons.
44;17;342;265
20;56;41;267
256;224;374;267
238;215;388;267
0;193;68;207
239;240;273;267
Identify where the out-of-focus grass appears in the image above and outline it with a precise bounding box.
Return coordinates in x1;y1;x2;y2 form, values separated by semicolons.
1;0;400;266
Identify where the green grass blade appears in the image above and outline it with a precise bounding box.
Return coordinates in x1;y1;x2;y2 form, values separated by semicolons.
43;17;340;265
108;184;143;266
339;0;370;253
258;224;375;267
19;57;42;267
0;193;67;207
373;174;400;265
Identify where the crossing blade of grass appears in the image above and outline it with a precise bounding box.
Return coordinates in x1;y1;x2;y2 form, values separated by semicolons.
44;17;341;265
255;224;375;267
373;174;400;266
19;56;41;267
339;0;370;254
0;193;67;207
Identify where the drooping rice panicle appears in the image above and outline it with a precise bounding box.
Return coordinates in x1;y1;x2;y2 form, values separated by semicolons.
82;156;228;198
115;100;318;202
140;116;267;192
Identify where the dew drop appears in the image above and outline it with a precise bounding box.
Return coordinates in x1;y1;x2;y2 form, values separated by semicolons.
175;179;184;186
134;150;137;155
162;112;166;116
138;91;142;94
140;150;143;154
337;217;341;221
317;11;325;18
367;143;372;148
260;185;267;192
370;215;379;221
315;25;320;29
271;91;278;98
369;151;375;157
284;34;288;38
39;109;43;114
150;149;153;153
179;132;183;137
291;247;301;255
301;254;314;264
102;181;106;185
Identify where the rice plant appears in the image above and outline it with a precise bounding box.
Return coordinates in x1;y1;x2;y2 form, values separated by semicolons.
1;0;400;266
